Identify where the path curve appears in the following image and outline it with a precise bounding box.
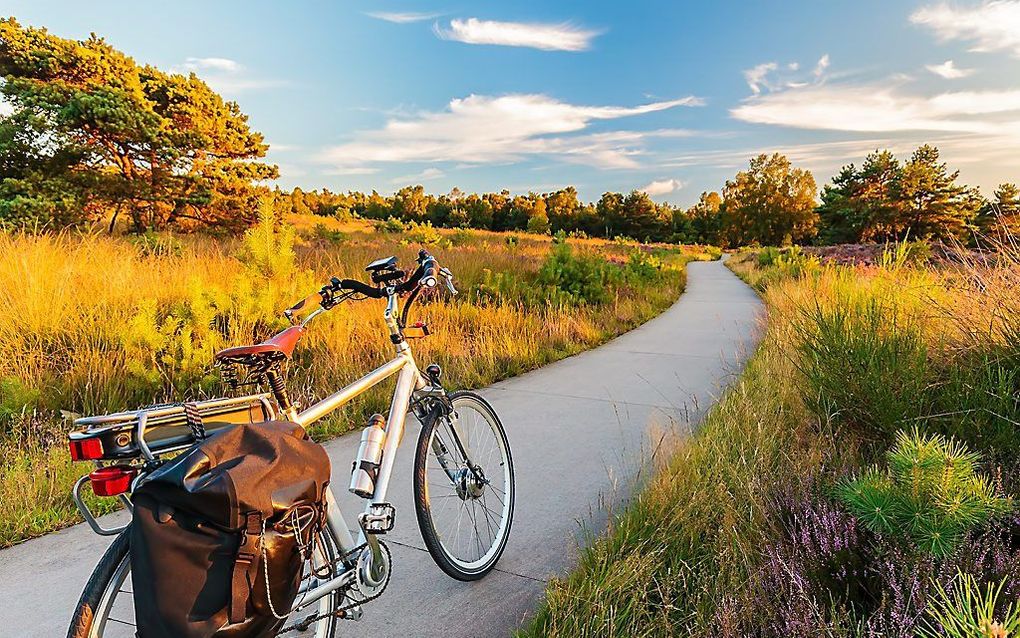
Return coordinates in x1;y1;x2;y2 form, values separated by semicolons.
0;258;762;637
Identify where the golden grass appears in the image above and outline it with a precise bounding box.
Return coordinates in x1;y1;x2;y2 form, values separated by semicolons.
0;221;715;546
522;242;1020;636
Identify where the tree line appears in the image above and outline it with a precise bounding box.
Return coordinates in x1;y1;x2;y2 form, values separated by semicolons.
2;18;1016;245
280;147;1018;246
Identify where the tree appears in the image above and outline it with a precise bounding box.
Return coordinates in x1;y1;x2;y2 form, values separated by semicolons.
0;18;276;231
817;150;902;243
894;145;980;240
676;191;723;244
721;153;818;246
619;190;667;241
978;182;1020;237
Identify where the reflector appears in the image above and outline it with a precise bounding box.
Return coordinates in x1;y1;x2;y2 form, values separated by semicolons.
89;466;137;496
69;437;104;461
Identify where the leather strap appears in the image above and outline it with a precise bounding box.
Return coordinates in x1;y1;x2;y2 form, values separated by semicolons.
183;402;207;440
229;512;262;624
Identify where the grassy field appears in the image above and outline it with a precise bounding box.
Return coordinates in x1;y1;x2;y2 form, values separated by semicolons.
520;242;1020;637
0;212;718;547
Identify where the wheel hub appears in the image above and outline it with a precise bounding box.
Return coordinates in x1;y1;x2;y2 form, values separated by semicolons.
455;467;486;500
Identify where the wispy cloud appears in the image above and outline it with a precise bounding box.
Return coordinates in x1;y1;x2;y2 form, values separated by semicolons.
174;57;281;94
433;18;602;51
318;93;703;171
911;1;1020;57
926;59;974;78
366;11;440;24
732;82;1020;134
391;167;445;184
744;62;778;95
640;178;684;196
743;55;829;95
180;57;241;73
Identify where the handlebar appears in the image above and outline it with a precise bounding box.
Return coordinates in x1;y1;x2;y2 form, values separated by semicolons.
283;250;455;323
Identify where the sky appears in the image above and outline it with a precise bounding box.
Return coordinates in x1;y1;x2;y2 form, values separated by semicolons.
5;0;1020;206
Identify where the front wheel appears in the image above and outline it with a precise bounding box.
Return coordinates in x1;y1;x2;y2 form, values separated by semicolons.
413;391;515;581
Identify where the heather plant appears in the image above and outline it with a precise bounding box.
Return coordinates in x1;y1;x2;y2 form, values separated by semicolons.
837;429;1011;556
918;571;1020;638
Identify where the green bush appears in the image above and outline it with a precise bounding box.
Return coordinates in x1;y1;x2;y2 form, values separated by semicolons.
238;199;296;280
310;223;348;244
130;231;184;257
375;217;405;234
836;429;1011;556
537;242;619;305
403;220;443;245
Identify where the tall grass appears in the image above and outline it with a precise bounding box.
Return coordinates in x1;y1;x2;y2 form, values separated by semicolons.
0;219;715;546
522;241;1020;637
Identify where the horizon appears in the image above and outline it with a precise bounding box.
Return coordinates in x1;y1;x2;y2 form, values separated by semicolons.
6;0;1020;206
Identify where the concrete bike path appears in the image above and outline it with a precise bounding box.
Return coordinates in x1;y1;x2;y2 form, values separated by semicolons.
0;258;762;637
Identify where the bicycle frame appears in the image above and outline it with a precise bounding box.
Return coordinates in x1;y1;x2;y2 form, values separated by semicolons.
279;289;432;615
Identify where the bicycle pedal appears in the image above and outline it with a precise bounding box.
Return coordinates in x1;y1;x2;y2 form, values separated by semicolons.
359;502;395;533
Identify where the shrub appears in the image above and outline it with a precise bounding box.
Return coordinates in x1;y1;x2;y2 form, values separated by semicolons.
623;250;663;283
403;220;443;245
837;429;1011;556
238;198;296;280
918;571;1020;638
130;230;183;257
375;217;405;234
537;242;619;305
311;223;348;244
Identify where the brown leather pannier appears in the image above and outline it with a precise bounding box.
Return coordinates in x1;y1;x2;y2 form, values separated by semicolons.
130;421;331;638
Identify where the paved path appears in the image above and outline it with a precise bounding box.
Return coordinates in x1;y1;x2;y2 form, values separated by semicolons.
0;258;762;638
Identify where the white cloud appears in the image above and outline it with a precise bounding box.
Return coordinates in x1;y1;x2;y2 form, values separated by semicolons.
743;62;777;95
744;55;829;95
433;18;602;51
366;11;440;24
926;59;975;78
391;167;445;184
732;82;1020;134
912;1;1020;57
174;57;281;94
319;93;703;171
640;178;684;196
814;54;830;78
181;57;241;73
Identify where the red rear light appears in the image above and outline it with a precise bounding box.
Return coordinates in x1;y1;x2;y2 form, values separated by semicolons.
89;466;137;497
69;437;104;461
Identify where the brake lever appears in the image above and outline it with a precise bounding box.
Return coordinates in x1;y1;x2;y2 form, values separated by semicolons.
439;267;458;296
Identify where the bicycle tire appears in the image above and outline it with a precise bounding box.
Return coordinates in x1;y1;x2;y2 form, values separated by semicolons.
413;391;515;581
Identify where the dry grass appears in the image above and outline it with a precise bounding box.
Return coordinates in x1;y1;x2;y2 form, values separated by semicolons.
0;218;716;546
521;241;1020;637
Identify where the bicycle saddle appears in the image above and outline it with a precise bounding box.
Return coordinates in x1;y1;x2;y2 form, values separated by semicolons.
214;326;304;365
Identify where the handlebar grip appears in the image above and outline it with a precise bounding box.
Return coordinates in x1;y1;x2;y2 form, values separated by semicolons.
284;291;323;319
339;278;385;299
420;258;438;288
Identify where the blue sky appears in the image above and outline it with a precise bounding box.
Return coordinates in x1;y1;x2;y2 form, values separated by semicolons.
6;0;1020;205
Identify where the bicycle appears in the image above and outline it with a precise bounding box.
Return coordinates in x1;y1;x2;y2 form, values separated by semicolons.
65;249;515;637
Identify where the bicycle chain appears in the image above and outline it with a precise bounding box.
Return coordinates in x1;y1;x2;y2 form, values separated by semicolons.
277;541;392;635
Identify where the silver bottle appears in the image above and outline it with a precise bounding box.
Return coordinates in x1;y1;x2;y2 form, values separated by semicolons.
349;414;386;498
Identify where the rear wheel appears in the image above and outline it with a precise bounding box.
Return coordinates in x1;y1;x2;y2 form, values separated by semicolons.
66;527;342;638
413;391;515;580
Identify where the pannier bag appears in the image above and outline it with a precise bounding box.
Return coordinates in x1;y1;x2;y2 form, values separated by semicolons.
130;421;331;638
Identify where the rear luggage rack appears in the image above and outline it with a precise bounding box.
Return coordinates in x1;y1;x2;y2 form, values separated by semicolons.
69;393;277;461
69;393;278;535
